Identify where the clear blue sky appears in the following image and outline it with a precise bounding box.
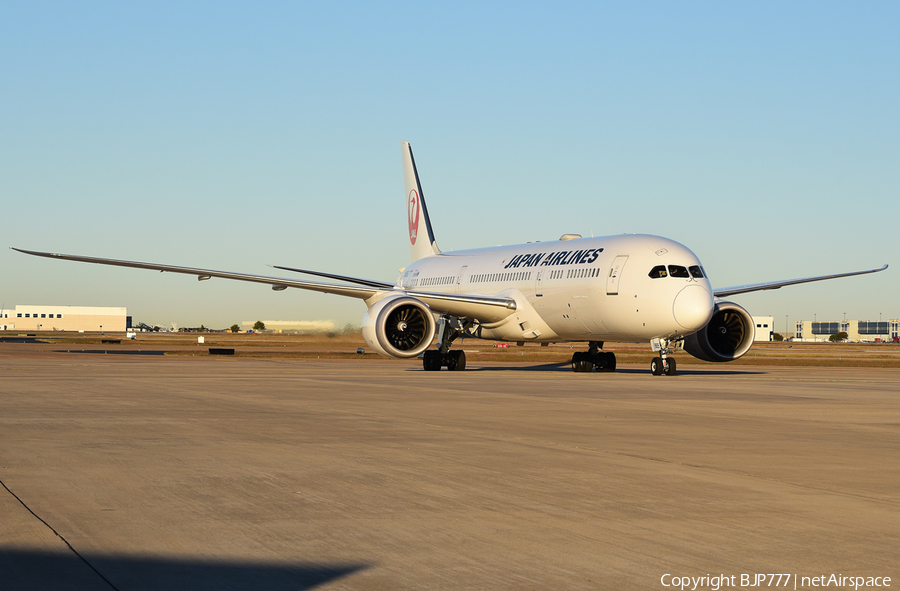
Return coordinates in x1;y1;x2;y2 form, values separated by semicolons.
3;2;897;331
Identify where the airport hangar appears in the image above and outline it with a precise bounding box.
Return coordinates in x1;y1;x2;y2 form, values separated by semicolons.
0;305;128;332
793;319;900;342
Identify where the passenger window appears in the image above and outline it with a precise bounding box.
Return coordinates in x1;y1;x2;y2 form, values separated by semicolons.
668;265;690;278
649;265;667;279
689;265;704;278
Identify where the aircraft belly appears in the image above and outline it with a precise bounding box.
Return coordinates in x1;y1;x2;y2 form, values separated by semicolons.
571;289;608;334
530;289;593;338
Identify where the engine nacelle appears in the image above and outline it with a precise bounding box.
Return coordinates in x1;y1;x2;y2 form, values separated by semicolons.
683;300;756;363
361;295;436;359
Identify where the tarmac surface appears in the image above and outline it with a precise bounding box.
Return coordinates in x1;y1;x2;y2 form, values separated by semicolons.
1;346;898;590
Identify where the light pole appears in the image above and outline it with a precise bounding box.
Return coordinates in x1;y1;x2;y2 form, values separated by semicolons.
786;315;789;340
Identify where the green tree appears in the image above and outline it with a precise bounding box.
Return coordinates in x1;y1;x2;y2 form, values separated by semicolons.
829;332;848;342
253;320;266;332
772;333;784;342
230;324;240;333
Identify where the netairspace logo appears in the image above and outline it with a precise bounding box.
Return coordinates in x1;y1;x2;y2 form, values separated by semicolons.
660;573;891;591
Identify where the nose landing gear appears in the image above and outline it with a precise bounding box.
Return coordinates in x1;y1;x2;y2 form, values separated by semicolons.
650;339;680;376
650;356;676;376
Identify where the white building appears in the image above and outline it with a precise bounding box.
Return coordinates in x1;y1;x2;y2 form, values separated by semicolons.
752;316;774;341
1;305;128;332
793;319;899;342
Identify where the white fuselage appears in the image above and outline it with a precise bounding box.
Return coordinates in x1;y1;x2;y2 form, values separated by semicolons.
398;234;715;344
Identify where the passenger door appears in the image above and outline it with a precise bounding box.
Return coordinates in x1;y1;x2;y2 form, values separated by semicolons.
456;265;468;293
606;255;629;295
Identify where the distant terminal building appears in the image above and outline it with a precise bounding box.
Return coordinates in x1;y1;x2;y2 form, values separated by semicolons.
241;320;335;333
793;319;899;342
752;316;774;342
0;305;128;332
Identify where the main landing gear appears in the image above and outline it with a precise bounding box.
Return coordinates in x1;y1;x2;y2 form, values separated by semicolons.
423;315;471;371
571;341;617;373
650;339;679;376
423;349;466;371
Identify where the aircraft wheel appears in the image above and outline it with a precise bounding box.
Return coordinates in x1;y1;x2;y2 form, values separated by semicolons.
650;357;664;376
594;351;616;372
423;350;442;371
664;357;677;376
446;350;466;371
572;352;592;373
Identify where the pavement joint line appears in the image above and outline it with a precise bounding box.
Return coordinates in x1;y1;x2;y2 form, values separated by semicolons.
0;477;121;591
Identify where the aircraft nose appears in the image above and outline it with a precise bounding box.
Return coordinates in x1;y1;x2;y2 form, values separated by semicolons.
673;285;714;331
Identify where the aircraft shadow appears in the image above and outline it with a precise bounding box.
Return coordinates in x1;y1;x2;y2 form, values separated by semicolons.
0;549;367;591
464;362;573;372
427;362;765;376
53;349;169;356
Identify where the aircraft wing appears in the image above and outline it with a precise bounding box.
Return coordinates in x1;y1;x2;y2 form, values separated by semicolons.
11;248;380;300
267;266;519;317
406;290;517;323
12;248;518;321
713;264;888;298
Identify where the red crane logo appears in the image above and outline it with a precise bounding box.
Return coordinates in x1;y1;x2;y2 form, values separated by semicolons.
408;189;420;245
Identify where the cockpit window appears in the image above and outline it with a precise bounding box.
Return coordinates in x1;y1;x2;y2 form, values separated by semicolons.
668;265;690;278
689;265;704;278
649;265;667;279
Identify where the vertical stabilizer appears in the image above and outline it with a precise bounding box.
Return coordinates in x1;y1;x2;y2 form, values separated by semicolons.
401;141;441;262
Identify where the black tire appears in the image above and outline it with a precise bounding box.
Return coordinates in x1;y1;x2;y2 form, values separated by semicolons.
572;352;592;372
593;351;616;372
446;350;466;371
664;357;677;376
650;357;664;376
423;350;442;371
